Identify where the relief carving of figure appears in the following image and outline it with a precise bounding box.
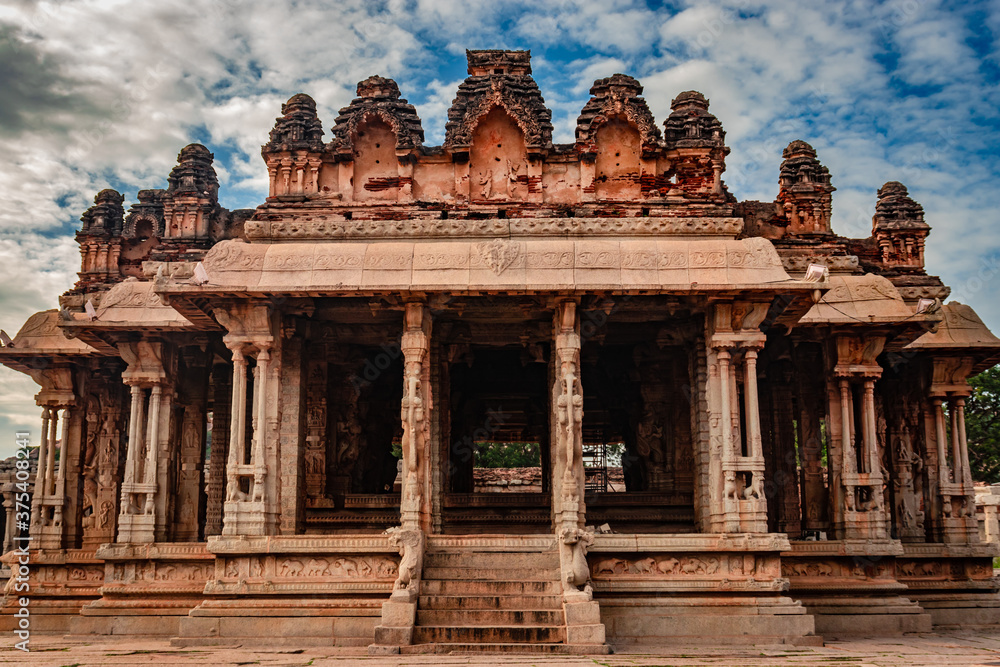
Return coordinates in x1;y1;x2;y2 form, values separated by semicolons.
337;399;363;471
556;353;584;501
478;168;493;199
400;361;424;510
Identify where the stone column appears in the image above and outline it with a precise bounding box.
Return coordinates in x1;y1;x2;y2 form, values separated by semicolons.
143;384;162;518
552;302;584;537
956;398;973;488
250;348;270;503
118;384;150;543
52;407;71;528
214;301;283;537
862;380;878;475
744;349;763;460
933;398;949;482
718;349;733;457
796;346;828;533
225;349;247;504
374;302;431;647
2;478;15;556
832;372;887;540
221;343;281;535
115;340;176;541
716;347;741;532
705;302;770;535
222;347;258;535
86;384;124;549
950;398;963;485
123;385;144;488
45;408;58;498
204;364;232;537
267;163;277;197
550;300;605;645
174;404;206;542
278;331;306;535
30;407;50;530
839;379;856;477
399;302;431;532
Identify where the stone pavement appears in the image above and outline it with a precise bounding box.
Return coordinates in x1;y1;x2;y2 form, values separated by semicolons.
5;632;1000;667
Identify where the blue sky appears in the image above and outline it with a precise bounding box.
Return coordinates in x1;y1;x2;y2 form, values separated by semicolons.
0;0;998;457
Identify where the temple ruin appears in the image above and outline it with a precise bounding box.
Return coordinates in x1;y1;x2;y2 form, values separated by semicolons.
2;49;1000;651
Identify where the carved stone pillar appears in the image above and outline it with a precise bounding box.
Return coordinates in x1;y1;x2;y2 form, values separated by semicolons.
32;399;77;550
29;407;50;531
827;335;888;541
52;407;72;528
44;408;58;499
204;363;232;537
278;328;306;535
549;300;605;645
399;301;431;533
705;302;769;534
374;302;432;647
118;384;154;543
2;478;15;556
87;380;124;549
116;340;175;544
174;405;205;541
795;344;828;533
304;360;329;506
552;301;585;539
216;302;281;536
927;356;977;543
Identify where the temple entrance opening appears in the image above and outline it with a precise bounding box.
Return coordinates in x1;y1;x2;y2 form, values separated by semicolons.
301;299;404;534
580;308;699;533
444;344;551;534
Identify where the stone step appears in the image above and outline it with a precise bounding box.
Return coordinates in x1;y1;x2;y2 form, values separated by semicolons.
419;594;564;611
422;566;558;581
423;551;560;570
420;579;560;596
400;642;611;655
417;608;564;626
412;624;567;644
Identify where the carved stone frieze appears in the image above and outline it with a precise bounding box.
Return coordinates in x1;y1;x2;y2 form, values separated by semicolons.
244;216;744;241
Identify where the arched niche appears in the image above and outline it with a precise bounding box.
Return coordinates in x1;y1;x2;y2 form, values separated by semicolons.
469;106;527;202
353;115;399;201
595;117;641;200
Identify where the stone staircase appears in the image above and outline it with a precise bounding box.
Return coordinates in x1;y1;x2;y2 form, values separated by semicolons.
400;536;608;654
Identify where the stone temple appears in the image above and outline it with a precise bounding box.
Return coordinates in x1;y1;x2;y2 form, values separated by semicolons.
2;49;1000;651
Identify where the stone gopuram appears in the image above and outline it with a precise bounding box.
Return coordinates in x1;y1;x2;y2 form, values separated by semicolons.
2;50;1000;652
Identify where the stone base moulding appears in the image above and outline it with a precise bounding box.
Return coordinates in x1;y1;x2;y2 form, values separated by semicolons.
897;542;1000;627
782;539;932;636
0;548;104;634
172;534;399;647
75;542;214;637
587;533;818;646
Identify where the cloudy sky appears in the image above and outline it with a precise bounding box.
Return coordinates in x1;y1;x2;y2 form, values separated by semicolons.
0;0;998;457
